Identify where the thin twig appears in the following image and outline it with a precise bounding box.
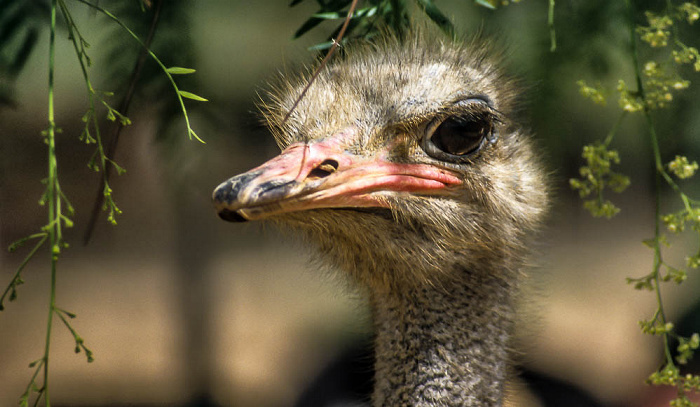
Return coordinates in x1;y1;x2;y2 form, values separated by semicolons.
43;2;59;405
0;235;48;309
548;0;556;52
281;0;360;126
83;0;163;245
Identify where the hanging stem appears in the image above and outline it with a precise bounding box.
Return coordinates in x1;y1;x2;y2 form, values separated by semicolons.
82;0;164;244
625;0;674;367
43;1;59;405
646;112;675;366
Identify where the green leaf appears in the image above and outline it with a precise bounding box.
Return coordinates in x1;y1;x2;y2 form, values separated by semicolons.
308;40;336;51
475;0;497;9
415;0;454;36
166;66;196;75
293;16;324;39
178;90;208;102
313;11;344;19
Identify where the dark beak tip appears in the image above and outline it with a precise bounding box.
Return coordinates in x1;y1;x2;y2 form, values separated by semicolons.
217;209;248;223
212;179;249;223
212;182;234;205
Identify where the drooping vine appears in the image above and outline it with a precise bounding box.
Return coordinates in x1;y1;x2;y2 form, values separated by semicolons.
572;1;700;405
0;1;205;405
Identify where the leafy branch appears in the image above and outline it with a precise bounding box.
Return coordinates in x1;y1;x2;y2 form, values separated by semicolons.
290;0;525;50
58;0;124;226
572;1;700;405
569;114;631;219
73;0;207;143
287;0;526;126
82;0;162;244
0;234;47;311
1;1;205;405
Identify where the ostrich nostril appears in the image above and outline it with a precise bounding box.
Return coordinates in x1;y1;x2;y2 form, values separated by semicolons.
307;159;339;180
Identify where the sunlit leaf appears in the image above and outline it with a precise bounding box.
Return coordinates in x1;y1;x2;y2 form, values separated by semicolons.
475;0;497;10
178;90;208;102
307;40;335;51
313;7;375;20
166;66;196;75
314;11;344;19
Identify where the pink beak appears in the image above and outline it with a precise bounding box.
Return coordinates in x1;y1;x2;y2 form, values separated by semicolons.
212;133;462;222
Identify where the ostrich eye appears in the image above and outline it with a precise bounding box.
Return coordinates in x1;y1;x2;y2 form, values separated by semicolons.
432;116;489;155
422;99;497;163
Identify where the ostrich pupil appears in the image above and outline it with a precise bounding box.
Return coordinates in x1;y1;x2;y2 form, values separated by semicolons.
432;116;489;156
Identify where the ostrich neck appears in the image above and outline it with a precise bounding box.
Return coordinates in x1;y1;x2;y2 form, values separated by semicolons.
370;268;516;407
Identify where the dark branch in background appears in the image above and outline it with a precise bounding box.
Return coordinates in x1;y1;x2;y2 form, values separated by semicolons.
0;0;50;109
282;0;359;126
83;0;163;245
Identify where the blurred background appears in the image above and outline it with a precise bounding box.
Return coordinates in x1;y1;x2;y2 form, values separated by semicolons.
2;1;700;406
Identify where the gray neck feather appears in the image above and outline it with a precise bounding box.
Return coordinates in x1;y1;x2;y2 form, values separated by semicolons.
370;269;515;407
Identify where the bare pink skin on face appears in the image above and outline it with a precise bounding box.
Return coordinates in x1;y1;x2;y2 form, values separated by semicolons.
213;128;463;221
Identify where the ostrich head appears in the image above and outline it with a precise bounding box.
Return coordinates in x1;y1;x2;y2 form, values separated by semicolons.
213;29;548;406
214;32;546;295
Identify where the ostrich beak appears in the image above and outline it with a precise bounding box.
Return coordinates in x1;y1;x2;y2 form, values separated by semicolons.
212;136;462;222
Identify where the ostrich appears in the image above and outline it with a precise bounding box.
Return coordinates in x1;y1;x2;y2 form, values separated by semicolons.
212;29;548;406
